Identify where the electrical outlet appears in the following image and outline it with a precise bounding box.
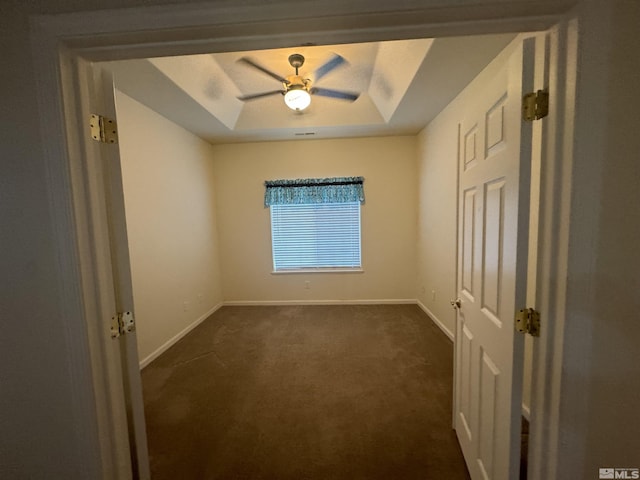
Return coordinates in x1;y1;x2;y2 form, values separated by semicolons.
183;301;190;312
304;280;311;290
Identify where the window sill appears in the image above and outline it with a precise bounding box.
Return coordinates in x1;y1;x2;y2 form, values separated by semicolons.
271;268;364;275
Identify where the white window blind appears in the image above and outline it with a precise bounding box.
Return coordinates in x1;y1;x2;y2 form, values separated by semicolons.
270;202;361;271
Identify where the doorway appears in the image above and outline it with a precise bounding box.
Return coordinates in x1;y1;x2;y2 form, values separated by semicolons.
31;2;580;476
104;32;540;479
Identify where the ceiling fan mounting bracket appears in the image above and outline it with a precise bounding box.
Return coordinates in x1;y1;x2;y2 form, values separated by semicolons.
288;53;305;72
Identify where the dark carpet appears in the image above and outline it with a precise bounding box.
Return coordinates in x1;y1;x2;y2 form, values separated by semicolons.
141;304;470;479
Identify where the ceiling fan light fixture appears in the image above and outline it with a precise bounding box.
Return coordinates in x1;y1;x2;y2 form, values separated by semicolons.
238;53;357;110
284;87;311;111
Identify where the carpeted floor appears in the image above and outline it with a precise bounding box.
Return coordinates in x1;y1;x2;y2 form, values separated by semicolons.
141;304;471;479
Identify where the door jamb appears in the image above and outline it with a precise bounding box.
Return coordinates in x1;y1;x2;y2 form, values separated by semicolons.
527;18;579;480
29;3;578;478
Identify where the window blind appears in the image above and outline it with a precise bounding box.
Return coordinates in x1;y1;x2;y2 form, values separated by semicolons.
270;202;361;271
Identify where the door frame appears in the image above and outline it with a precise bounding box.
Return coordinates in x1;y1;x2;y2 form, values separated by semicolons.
29;2;578;478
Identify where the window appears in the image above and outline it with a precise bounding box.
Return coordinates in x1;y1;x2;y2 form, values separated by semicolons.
270;202;361;271
264;176;365;272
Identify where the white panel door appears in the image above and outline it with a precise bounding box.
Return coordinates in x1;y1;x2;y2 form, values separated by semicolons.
455;37;537;480
86;65;151;479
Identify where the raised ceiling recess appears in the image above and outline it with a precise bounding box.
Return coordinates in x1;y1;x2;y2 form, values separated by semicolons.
105;34;515;144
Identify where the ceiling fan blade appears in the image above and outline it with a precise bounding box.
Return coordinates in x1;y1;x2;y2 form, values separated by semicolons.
310;87;359;102
237;90;284;101
312;54;346;82
238;57;288;83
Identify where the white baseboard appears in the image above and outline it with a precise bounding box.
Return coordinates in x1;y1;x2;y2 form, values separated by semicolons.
139;302;223;369
522;402;531;421
416;300;454;341
139;300;451;368
222;299;416;306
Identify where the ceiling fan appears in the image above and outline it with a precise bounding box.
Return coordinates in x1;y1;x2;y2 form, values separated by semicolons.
236;53;360;111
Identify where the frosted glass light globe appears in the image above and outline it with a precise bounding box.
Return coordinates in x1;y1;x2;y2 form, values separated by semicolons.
284;88;311;111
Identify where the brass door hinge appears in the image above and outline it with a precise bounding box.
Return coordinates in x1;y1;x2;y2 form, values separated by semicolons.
90;114;118;144
522;90;549;121
110;311;136;339
515;308;540;337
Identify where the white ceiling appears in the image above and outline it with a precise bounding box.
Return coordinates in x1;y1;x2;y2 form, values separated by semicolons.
105;33;515;144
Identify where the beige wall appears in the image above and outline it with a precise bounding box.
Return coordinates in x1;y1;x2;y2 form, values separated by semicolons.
115;91;223;365
113;89;419;363
211;136;418;303
415;109;458;338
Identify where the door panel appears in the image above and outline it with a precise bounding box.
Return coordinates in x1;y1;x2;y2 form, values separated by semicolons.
459;321;475;441
455;36;537;480
464;125;479;170
485;95;507;156
462;188;477;298
478;348;499;479
482;178;505;323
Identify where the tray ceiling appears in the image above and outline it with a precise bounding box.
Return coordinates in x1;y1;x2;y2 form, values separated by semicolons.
105;33;515;144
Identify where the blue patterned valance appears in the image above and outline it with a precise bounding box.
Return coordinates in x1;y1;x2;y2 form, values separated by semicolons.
264;176;365;206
